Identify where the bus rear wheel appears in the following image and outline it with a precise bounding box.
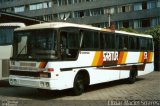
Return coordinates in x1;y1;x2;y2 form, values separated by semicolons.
73;74;84;96
128;66;138;84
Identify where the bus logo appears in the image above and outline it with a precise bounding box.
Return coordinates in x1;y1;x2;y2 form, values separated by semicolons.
103;52;118;61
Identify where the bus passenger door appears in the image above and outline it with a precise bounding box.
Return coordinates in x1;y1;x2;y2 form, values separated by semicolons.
59;28;80;60
116;33;129;79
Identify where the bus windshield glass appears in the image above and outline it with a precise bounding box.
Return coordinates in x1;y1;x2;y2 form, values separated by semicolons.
0;28;14;45
12;29;57;60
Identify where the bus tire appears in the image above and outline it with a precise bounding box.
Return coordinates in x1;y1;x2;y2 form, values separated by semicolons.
128;66;138;84
73;73;85;96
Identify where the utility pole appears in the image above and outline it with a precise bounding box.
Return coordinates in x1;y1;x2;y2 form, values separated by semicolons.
108;13;111;27
106;9;112;27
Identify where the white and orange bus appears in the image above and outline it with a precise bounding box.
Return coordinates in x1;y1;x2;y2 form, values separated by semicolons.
9;22;154;95
0;23;25;80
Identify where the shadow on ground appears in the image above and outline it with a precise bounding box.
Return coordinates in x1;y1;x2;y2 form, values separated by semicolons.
0;78;145;100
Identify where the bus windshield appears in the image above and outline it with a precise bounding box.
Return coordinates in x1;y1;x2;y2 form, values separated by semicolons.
0;28;14;45
12;29;57;60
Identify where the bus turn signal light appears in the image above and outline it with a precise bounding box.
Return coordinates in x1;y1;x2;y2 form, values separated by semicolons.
48;68;54;72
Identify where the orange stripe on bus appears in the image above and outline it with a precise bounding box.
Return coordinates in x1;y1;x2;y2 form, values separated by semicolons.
138;52;144;63
122;52;128;64
39;62;47;68
147;52;153;62
97;52;103;66
149;52;153;62
92;52;100;66
117;52;124;64
92;51;103;66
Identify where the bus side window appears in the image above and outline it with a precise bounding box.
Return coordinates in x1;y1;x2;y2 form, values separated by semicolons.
116;34;128;50
129;37;135;50
119;36;123;49
148;38;153;51
81;30;93;49
140;38;147;51
100;33;105;49
81;30;99;50
93;32;99;49
124;36;128;50
60;30;79;59
135;37;140;50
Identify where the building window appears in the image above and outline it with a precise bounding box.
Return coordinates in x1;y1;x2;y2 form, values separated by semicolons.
157;0;160;7
122;21;129;28
134;2;147;11
147;0;156;9
30;4;37;10
134;18;151;28
43;3;48;8
2;7;13;12
58;12;71;20
37;3;43;10
104;7;115;14
92;22;108;28
134;3;142;11
73;0;96;4
14;6;25;13
151;18;158;27
58;0;72;6
74;11;86;18
68;0;72;4
79;11;84;17
141;18;150;27
134;20;141;28
29;2;52;10
90;8;104;16
118;5;131;13
62;0;67;5
53;0;57;4
142;2;147;10
49;1;52;7
134;1;155;10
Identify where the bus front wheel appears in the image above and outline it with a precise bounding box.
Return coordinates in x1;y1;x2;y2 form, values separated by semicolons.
128;66;138;84
73;74;84;96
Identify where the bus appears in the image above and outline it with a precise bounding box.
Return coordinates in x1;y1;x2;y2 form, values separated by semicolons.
0;23;25;80
9;22;154;95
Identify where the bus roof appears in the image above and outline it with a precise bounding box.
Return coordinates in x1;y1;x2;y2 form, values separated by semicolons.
15;22;152;38
115;30;152;38
15;22;102;31
0;23;25;27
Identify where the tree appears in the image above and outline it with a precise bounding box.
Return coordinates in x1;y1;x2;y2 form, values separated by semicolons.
120;27;138;33
145;25;160;71
145;25;160;42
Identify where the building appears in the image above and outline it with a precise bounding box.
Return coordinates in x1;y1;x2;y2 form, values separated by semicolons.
0;11;45;25
0;0;160;31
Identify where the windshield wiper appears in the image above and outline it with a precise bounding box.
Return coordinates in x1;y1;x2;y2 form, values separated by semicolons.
16;44;27;58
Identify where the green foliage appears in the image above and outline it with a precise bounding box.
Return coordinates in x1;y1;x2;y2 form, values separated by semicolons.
120;27;138;33
145;25;160;41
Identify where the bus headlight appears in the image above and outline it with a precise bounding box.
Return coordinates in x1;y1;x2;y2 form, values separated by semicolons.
40;81;44;87
9;79;13;84
9;79;18;85
45;82;50;87
13;79;17;84
40;81;50;88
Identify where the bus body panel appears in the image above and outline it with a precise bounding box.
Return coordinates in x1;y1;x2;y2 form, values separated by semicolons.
0;23;25;80
9;22;154;92
0;45;12;59
9;50;154;90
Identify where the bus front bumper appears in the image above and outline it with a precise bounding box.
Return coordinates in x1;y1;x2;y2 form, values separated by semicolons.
9;75;58;90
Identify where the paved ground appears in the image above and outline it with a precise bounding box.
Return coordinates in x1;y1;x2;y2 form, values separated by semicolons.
0;71;159;106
